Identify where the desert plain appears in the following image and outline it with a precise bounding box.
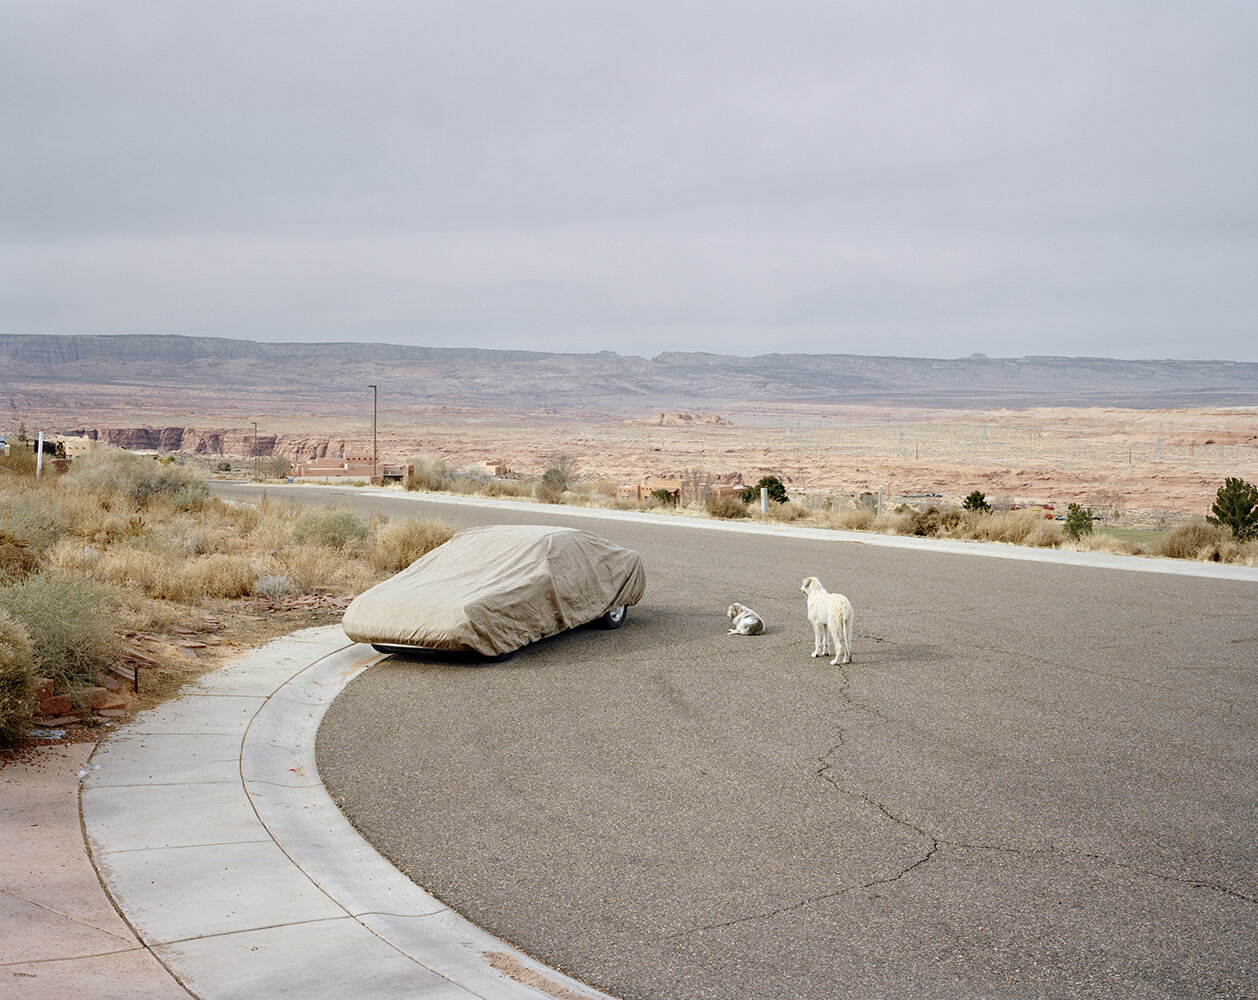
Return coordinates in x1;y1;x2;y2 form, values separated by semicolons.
23;401;1257;520
5;335;1256;519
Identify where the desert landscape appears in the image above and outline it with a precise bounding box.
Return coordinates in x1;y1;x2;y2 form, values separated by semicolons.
3;334;1256;519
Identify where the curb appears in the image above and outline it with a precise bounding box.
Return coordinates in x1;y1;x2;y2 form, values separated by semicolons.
83;626;614;1000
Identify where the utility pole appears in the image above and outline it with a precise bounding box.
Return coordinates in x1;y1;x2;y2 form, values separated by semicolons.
368;384;378;482
252;422;258;481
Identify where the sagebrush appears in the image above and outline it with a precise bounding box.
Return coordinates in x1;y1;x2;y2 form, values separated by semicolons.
0;608;36;745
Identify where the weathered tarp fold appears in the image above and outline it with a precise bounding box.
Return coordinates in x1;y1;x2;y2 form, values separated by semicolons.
342;524;645;656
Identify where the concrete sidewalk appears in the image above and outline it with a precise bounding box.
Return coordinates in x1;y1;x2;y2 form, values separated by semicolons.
3;627;612;1000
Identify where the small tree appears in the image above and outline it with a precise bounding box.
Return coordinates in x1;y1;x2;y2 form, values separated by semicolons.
740;475;788;505
1064;503;1093;540
962;490;991;512
262;454;291;479
542;453;578;493
1088;488;1124;530
1207;477;1258;541
680;467;712;505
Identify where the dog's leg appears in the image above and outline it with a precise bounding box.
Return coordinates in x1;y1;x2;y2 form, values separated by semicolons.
811;620;824;657
828;622;841;666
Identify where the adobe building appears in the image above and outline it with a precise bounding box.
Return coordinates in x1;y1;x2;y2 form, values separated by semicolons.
291;452;377;481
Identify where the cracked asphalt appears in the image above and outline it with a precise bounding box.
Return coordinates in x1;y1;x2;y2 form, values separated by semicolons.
256;488;1256;1000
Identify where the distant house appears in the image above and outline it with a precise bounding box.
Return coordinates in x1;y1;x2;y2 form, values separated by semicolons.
54;435;112;459
289;453;411;483
291;454;376;481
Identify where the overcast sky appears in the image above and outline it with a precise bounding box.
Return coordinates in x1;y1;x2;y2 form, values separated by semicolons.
3;1;1256;361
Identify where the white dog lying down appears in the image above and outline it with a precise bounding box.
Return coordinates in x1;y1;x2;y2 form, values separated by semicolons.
800;576;854;665
727;603;765;635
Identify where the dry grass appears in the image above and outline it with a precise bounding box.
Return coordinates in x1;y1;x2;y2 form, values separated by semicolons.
0;467;456;723
706;495;749;519
0;609;36;746
370;518;457;574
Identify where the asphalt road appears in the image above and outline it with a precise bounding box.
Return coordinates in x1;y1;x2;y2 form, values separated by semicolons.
217;484;1257;999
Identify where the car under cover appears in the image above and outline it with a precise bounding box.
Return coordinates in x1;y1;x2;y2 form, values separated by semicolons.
341;524;646;656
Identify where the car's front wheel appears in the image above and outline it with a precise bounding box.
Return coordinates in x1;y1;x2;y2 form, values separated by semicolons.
599;605;628;629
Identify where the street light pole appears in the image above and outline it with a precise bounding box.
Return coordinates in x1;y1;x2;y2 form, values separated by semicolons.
252;421;258;481
368;384;377;482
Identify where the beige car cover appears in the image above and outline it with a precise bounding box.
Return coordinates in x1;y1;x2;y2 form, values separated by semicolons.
342;524;646;656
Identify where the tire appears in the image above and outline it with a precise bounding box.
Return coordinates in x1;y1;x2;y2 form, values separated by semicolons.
599;605;628;629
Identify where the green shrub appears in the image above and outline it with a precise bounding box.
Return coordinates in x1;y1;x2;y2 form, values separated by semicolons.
291;507;370;549
67;449;209;510
0;573;122;689
0;608;36;745
707;495;749;519
650;488;678;507
1207;477;1258;541
1064;503;1093;540
740;476;788;505
962;490;991;512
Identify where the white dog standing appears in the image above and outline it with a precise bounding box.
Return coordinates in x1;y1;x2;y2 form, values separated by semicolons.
800;577;854;665
727;603;765;635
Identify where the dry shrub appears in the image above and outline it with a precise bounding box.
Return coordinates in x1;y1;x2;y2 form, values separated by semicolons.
67;449;208;510
404;457;457;492
535;482;564;504
0;445;38;478
0;573;122;689
762;501;808;523
0;608;36;744
826;508;875;531
220;498;262;535
371;519;455;574
968;510;1042;545
483;480;525;498
156;554;256;601
1154;521;1231;561
874;511;913;534
269;544;375;596
707;496;749;519
291;507;370;549
253;574;293;599
1024;520;1062;548
95;548;163;592
907;506;963;537
0;531;38;580
0;485;71;575
1067;533;1138;556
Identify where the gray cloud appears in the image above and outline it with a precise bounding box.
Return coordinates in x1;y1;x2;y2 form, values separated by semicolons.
3;0;1256;360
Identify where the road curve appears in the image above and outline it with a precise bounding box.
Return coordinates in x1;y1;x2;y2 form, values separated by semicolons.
216;483;1258;999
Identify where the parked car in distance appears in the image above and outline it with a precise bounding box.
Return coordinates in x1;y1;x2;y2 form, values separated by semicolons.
342;524;646;658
